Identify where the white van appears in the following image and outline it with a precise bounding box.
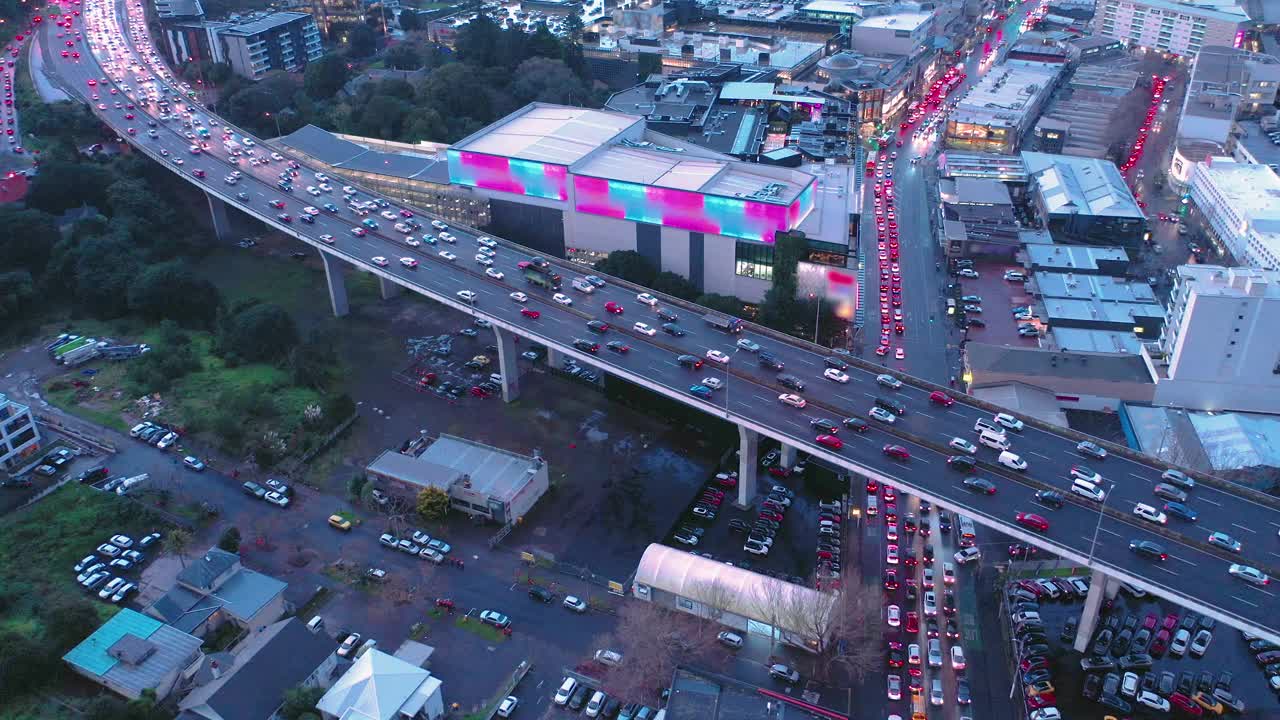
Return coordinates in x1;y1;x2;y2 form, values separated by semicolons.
572;278;595;293
1012;610;1042;625
974;418;1004;436
306;615;324;633
1071;478;1106;502
978;429;1010;451
994;413;1024;432
998;451;1027;471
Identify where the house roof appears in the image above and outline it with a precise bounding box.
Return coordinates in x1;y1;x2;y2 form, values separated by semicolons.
178;548;239;592
148;585;220;634
214;568;288;622
279;125;367;165
966;343;1155;384
179;618;335;720
63;609;203;697
316;649;432;720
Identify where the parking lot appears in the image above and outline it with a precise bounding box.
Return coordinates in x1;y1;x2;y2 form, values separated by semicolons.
1008;574;1278;718
948;260;1043;347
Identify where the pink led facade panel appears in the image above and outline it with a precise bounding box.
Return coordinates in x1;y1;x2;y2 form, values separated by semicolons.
573;175;815;243
447;150;568;201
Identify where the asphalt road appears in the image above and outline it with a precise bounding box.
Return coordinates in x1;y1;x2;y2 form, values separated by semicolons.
46;0;1280;642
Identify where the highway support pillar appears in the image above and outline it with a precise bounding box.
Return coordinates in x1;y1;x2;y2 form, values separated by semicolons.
1073;568;1109;653
492;326;520;404
546;347;566;370
736;426;759;508
379;277;401;300
206;191;232;241
319;251;349;318
779;444;797;470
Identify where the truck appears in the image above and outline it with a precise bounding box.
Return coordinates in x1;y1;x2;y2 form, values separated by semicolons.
114;473;150;495
519;261;562;290
703;313;745;333
60;341;108;367
99;344;151;361
52;336;94;359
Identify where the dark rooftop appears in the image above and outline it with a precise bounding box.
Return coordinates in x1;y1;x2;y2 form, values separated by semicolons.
279;124;366;164
966;343;1154;384
665;666;846;720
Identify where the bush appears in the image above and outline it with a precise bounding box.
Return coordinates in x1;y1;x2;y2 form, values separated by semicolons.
218;527;242;553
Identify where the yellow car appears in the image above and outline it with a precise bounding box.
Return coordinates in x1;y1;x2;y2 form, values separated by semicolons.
1191;692;1223;715
328;514;352;531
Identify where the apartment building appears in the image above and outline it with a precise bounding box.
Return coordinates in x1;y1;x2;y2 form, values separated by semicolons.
0;392;40;471
1145;265;1280;414
1091;0;1249;57
1187;156;1280;269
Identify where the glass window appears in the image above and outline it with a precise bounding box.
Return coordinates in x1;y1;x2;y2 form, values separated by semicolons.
735;241;774;281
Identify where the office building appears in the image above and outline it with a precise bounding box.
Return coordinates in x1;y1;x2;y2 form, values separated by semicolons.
154;0;204;20
818;50;935;136
366;434;549;525
309;0;365;40
1186;156;1280;269
945;61;1064;154
1091;0;1249;57
0;392;40;471
1023;151;1148;248
849;12;936;56
1145;265;1280;413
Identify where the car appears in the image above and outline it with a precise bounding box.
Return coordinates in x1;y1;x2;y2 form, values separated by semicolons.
778;394;806;409
553;293;573;305
563;595;588;613
876;373;903;389
951;645;966;670
706;350;730;364
887;674;902;700
883;445;909;460
1161;468;1195;489
1070;466;1102;483
456;290;477;304
949;437;977;454
1015;512;1049;532
264;491;290;507
1129;540;1167;561
554;678;577;706
496;696;518;718
337;633;362;657
1077;441;1107;459
717;631;744;649
479;610;510;628
1200;532;1242;555
1163;501;1198;522
1189;629;1212;657
823;368;849;383
947;455;976;471
816;434;843;450
769;664;800;683
1118;653;1153;671
887;604;901;627
1132;503;1167;525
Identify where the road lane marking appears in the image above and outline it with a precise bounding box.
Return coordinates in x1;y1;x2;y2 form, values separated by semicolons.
1168;554;1195;567
1197;496;1222;507
947;411;967;418
1098;527;1122;538
917;411;936;419
1128;472;1151;483
1153;565;1179;577
1231;595;1260;608
1029;452;1051;460
1231;523;1256;534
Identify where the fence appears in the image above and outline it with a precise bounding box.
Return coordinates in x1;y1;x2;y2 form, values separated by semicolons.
279;411;360;478
35;413;116;454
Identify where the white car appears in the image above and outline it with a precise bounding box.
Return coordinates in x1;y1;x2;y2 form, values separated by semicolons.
957;268;979;278
633;322;656;336
477;246;495;257
706;350;731;364
455;290;479;304
96;543;122;558
736;338;760;352
343;185;357;195
380;210;398;220
886;544;899;564
553;293;573;306
509;292;528;303
319;234;335;244
496;696;518;718
951;645;966;670
372;256;389;267
399;258;417;269
265;491;290;507
887;604;900;626
438;250;457;261
1228;563;1269;586
302;206;319;215
477;236;497;248
475;255;493;266
701;377;724;390
823;368;849;383
306;186;321;196
948;437;977;454
485;268;505;280
993;413;1024;431
110;534;134;549
778;394;806;409
1132;503;1167;525
636;292;658;306
405;237;421;247
887;674;902;700
869;407;896;424
1136;690;1169;712
431;219;448;230
563;595;587;613
954;547;981;564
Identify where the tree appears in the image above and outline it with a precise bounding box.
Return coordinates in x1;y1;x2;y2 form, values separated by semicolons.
385;41;424;71
637;52;663;80
416;487;450;522
511;57;588;106
0;208;57;272
289;333;338;390
592;250;656;286
166;529;193;568
42;598;103;653
352;93;413;139
597;602;724;704
128;260;222;328
561;12;584;42
695;293;744;316
218;300;299;363
305;55;351;100
26;160;117;214
73;234;143;318
346;24;379;58
218;526;242;553
650;271;699;301
279;685;326;720
0;271;35;330
397;8;420;31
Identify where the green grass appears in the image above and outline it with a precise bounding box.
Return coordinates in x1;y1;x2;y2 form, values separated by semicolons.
456;615;508;643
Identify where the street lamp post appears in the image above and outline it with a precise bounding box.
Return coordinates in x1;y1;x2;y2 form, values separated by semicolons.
809;293;821;345
264;112;281;137
1087;480;1116;566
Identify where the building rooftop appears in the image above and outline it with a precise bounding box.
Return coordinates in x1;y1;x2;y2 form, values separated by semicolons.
63;609;203;697
220;11;312;37
799;0;884;16
316;649;438;720
177;548;238;593
856;11;932;30
1122;0;1248;22
950;61;1063;128
1025;243;1130;271
665;666;839;720
1193;158;1280;233
937;151;1029;182
369;434;544;503
604;78;719;125
717;82;825;105
177;618;335;720
1236;120;1280;170
1042;296;1165;325
794;162;855;246
1049;327;1145;354
1175;264;1280;298
148;586;219;635
1023;151;1144;219
214;569;289;622
573;142;813;204
278;125;450;183
1033;272;1156;303
966;343;1156;384
942;177;1013;205
451;104;639;165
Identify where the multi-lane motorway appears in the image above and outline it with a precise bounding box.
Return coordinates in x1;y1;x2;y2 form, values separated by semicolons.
45;0;1280;642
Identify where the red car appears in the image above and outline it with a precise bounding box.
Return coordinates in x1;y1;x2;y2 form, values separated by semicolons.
882;444;910;460
604;301;623;314
469;386;489;398
269;199;286;209
1169;693;1201;715
714;473;737;488
1015;512;1049;533
1162;613;1179;631
520;308;540;319
759;510;783;522
816;434;843;450
866;479;878;493
929;391;954;406
905;611;919;633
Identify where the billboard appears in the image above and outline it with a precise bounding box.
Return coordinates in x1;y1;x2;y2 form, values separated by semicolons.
447;150;568;201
